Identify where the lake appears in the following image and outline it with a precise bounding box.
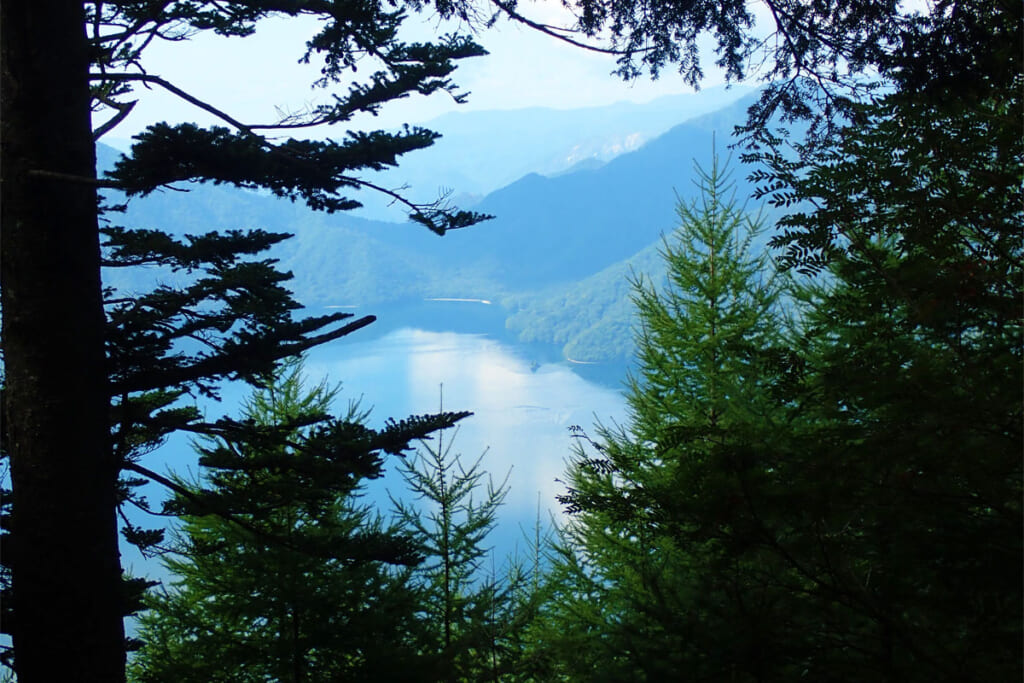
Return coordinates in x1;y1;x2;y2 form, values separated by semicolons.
123;301;630;574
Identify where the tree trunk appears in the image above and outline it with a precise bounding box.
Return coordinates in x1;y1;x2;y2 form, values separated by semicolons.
1;2;126;681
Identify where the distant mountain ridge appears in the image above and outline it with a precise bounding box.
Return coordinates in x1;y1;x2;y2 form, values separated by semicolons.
346;84;755;221
392;90;764;289
99;88;769;362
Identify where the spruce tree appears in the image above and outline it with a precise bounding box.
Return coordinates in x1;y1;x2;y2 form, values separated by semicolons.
131;360;460;682
392;393;529;682
552;157;800;681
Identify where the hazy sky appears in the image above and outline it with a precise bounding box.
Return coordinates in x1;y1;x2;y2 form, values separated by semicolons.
109;8;743;141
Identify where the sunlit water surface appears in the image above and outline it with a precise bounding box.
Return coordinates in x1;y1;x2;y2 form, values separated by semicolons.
124;322;628;577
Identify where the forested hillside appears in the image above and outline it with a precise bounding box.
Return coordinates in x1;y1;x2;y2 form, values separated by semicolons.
502;240;664;363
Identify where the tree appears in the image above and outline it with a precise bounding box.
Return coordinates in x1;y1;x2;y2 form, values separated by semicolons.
130;360;450;682
1;2;487;680
528;1;1022;679
749;39;1023;679
2;3;117;680
554;8;1022;675
551;157;801;681
758;3;1021;277
392;392;527;682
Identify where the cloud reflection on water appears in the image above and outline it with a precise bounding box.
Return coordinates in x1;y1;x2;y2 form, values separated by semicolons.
306;328;628;532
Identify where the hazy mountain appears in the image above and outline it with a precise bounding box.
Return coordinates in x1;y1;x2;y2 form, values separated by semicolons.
348;84;755;221
393;90;764;289
98;89;769;353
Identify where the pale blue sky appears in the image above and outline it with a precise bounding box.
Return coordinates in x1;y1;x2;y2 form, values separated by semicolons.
108;8;749;140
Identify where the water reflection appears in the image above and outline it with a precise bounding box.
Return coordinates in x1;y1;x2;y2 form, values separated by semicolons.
305;328;628;534
123;326;628;577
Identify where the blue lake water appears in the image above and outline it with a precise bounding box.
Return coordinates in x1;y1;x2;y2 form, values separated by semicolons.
307;326;628;526
122;303;630;577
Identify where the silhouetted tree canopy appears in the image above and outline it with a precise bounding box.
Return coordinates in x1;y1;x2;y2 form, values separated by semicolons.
2;1;489;680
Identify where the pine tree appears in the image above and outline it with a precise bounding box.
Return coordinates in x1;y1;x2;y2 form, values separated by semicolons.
2;3;487;679
551;157;801;681
550;68;1023;678
548;9;1023;677
492;497;559;683
131;360;459;682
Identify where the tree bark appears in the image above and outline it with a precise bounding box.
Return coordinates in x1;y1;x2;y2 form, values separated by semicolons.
1;2;126;681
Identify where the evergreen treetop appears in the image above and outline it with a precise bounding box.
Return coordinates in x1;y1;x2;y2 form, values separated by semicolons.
551;158;800;681
131;359;452;682
392;395;515;682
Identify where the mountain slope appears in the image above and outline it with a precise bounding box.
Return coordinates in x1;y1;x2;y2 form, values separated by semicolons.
398;91;763;289
350;85;755;221
503;239;665;363
98;90;768;320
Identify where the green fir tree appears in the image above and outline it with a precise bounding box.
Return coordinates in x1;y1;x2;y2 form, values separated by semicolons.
550;156;800;681
131;361;464;682
392;389;534;682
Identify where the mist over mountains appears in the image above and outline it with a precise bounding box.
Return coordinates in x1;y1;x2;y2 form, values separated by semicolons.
347;84;755;221
100;87;768;362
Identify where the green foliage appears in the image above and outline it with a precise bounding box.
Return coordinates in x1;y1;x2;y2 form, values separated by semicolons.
5;0;497;677
757;5;1021;278
566;0;900;86
755;42;1023;677
547;71;1023;676
91;1;492;232
543;157;800;681
393;403;538;682
109;122;490;231
101;219;394;577
507;0;977;149
91;0;495;533
538;13;1023;676
130;360;463;682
